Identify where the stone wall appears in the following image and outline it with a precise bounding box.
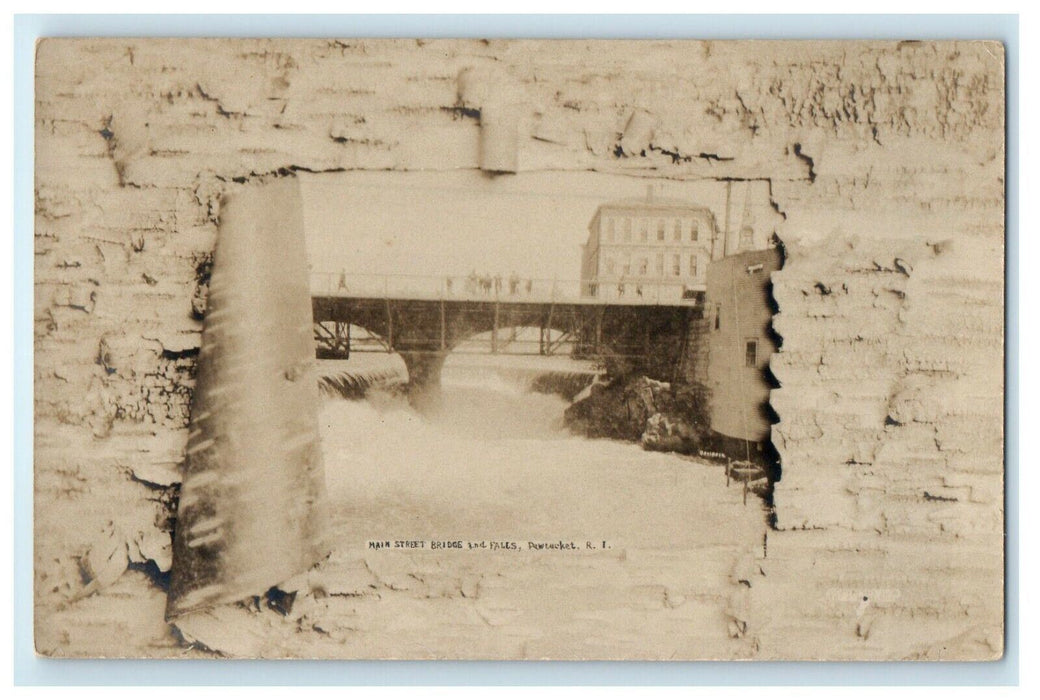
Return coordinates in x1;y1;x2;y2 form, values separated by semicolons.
677;312;711;388
34;38;1004;658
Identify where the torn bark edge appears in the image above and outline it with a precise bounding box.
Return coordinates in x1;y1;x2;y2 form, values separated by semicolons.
165;176;330;622
456;66;521;174
764;235;787;531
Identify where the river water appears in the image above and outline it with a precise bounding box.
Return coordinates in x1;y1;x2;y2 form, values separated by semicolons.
296;355;771;658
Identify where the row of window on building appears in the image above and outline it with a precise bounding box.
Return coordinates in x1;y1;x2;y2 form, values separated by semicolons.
602;251;703;278
602;216;702;245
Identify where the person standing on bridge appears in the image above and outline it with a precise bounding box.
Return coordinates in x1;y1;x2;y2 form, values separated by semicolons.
337;268;348;292
509;272;519;296
493;274;502;296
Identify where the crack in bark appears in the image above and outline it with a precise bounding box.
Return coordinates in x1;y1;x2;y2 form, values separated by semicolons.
792;143;816;184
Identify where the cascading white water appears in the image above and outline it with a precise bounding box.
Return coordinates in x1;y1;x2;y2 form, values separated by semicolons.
318;355;767;545
302;355;770;657
319;359;597;533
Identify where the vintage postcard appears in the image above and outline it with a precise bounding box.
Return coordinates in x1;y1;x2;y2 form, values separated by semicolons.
33;38;1005;659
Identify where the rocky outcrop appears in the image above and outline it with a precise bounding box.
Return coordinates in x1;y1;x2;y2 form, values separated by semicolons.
528;370;601;401
641;411;702;454
564;375;710;454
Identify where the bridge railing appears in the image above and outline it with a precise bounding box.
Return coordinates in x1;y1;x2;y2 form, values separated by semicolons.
311;272;702;305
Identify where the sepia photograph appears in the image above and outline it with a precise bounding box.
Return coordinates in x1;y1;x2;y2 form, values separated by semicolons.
32;37;1006;661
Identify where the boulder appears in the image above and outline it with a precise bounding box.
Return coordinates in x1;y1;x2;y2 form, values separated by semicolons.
641;412;701;453
565;374;710;454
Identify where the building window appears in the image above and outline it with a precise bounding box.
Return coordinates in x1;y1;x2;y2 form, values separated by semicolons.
689;254;699;278
739;225;754;250
623;257;631;275
639;219;648;242
690;220;699;242
673;222;682;242
639;257;648;275
745;339;758;367
714;303;721;330
671;253;681;276
657;220;666;241
655;253;664;276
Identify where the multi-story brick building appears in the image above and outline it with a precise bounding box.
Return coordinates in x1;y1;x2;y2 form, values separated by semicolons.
580;193;719;302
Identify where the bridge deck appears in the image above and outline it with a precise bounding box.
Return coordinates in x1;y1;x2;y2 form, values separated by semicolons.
312;272;702;307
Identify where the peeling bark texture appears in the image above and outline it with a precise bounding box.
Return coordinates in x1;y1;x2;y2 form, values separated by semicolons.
165;178;329;620
34;39;1004;659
